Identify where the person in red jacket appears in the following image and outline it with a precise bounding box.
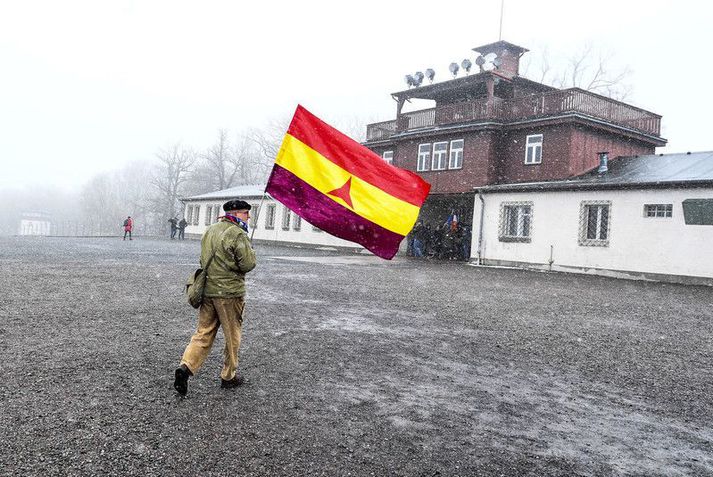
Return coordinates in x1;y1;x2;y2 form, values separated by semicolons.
123;216;133;241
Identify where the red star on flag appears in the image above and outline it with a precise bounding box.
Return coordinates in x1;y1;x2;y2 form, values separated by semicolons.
327;177;354;209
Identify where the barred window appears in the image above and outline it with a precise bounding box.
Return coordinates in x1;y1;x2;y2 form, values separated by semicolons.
281;205;291;230
644;204;672;218
265;204;276;230
579;201;611;246
432;141;448;170
417;143;431;171
250;205;260;229
499;202;533;242
525;134;543;164
293;213;302;231
205;206;213;225
193;205;201;225
448;139;464;169
382;150;393;165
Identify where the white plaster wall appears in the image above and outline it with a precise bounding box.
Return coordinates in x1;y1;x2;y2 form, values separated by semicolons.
19;219;51;235
472;188;713;279
182;199;362;250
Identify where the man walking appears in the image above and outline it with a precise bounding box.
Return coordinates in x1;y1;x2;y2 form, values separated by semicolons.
168;217;178;239
177;218;187;240
123;216;133;241
174;200;256;396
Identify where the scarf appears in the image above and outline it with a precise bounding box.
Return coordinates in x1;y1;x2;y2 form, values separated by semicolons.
221;214;249;233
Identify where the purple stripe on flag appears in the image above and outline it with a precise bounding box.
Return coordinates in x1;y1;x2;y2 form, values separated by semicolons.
266;164;404;260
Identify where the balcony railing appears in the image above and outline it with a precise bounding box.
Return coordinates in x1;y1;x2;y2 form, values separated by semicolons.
366;88;662;141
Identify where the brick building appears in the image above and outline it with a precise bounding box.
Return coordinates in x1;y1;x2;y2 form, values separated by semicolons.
363;41;666;229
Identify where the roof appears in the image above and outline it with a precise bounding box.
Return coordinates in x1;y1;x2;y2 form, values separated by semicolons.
478;151;713;193
472;40;529;56
181;184;267;201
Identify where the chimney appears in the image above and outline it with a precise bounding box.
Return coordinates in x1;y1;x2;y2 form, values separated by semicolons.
597;152;609;174
472;40;529;79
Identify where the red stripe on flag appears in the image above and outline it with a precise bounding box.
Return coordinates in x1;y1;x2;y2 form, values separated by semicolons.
286;105;430;207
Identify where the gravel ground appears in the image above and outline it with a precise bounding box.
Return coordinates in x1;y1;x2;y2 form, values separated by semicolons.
1;236;712;477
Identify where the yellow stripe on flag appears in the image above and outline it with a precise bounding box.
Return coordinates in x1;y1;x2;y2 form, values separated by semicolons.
276;134;420;236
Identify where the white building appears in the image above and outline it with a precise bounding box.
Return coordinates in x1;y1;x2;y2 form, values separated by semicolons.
472;151;713;286
19;212;51;236
180;185;364;251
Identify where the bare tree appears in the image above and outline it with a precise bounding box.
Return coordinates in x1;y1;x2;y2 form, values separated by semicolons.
202;129;237;191
521;44;632;100
152;143;195;221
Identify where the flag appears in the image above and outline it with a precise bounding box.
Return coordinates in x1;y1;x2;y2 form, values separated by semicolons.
265;105;431;259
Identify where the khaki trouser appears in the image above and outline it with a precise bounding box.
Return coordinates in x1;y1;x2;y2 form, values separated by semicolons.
180;297;245;381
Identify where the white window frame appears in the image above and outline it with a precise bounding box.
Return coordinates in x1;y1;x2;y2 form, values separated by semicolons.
249;204;260;229
448;139;464;169
214;204;221;223
382;150;393;165
293;213;301;231
498;202;533;243
265;204;276;230
644;204;673;218
432;141;448;170
186;206;193;225
193;205;201;225
525;134;543;165
417;143;431;172
281;205;291;230
579;200;611;246
205;205;213;226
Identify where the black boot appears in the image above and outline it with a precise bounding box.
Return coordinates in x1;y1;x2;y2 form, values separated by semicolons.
174;365;192;396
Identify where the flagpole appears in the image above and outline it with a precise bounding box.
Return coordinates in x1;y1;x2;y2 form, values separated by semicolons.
250;190;268;242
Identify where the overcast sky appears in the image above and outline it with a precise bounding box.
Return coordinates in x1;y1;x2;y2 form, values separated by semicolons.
1;0;711;190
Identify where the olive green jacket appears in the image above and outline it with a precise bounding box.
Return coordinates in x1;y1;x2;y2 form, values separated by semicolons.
201;219;256;298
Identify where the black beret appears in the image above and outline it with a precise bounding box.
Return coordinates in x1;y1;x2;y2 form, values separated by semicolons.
223;199;251;212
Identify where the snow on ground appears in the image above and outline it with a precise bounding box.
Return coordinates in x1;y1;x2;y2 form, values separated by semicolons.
1;236;711;476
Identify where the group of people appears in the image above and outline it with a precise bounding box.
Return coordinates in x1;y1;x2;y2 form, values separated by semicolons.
168;217;188;240
408;220;471;261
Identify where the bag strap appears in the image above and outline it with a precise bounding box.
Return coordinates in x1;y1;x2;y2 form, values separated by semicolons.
201;223;236;277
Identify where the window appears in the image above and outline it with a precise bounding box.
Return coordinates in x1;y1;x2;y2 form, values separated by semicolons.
432;142;448;170
382;150;393;165
498;202;532;242
281;205;291;230
293;213;301;231
682;199;713;225
205;205;213;225
214;204;221;222
644;204;672;218
250;205;260;229
265;204;276;229
312;224;322;233
193;205;201;225
579;201;611;246
417;143;431;171
186;206;193;224
448;139;464;169
525;134;543;164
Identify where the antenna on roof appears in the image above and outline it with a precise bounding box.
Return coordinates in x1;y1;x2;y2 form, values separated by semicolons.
461;59;472;74
425;68;435;83
448;62;460;78
499;0;505;41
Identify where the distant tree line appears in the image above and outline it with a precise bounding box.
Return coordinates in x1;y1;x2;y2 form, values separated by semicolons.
0;115;366;237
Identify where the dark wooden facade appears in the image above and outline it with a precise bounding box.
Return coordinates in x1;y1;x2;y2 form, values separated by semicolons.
364;41;666;199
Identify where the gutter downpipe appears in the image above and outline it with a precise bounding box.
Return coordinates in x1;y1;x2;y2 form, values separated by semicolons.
476;189;485;265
